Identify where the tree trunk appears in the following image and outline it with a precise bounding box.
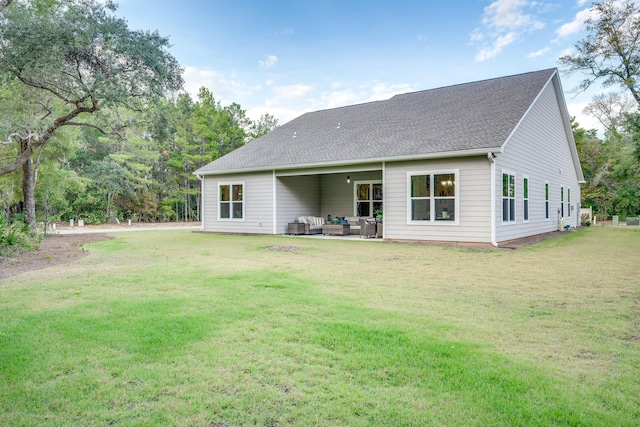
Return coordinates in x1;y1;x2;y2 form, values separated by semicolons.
21;156;37;229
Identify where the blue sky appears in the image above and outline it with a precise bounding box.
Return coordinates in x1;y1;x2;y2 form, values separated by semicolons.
116;0;603;130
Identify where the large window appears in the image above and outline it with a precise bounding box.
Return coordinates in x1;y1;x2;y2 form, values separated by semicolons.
502;172;515;222
545;182;549;220
219;183;244;220
355;181;382;217
523;176;529;222
408;171;456;223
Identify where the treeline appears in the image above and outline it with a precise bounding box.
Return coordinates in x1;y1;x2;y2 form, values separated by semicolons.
574;113;640;221
0;88;277;225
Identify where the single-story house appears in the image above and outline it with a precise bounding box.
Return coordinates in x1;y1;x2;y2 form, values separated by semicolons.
195;68;585;246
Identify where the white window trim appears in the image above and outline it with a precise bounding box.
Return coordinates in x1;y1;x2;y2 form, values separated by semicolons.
406;169;459;226
560;186;565;218
218;181;245;221
501;170;516;225
353;180;383;217
523;175;529;223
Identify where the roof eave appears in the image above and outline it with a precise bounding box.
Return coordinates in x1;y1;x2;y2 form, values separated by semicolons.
193;147;499;176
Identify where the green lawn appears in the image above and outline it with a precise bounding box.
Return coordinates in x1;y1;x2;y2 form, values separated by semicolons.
1;227;639;426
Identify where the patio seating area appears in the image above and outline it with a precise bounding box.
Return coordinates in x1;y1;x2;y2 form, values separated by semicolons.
288;216;383;238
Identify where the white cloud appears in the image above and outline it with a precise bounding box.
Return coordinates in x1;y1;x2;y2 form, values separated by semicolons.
555;7;594;38
274;83;314;99
259;55;279;69
472;0;549;62
256;80;416;124
266;83;315;107
475;32;518;62
366;82;413;101
321;90;363;109
182;66;254;103
566;100;605;136
318;82;414;110
469;30;485;43
557;47;574;58
527;47;551;58
246;106;306;125
482;0;544;31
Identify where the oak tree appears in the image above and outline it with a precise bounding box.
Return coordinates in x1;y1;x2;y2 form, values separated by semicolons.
559;0;640;105
0;0;183;226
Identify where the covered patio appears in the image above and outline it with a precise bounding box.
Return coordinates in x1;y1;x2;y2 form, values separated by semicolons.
275;167;383;236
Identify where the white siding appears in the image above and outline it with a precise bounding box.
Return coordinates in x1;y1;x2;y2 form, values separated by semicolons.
276;175;320;234
203;172;274;234
494;80;582;242
385;157;491;243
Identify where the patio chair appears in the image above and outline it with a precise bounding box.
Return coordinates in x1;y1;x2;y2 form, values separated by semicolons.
360;218;377;238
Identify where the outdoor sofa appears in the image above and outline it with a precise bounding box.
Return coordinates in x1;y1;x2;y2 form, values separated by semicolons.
288;216;326;234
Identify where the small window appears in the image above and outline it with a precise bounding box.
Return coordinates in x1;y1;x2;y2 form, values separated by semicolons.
560;187;564;218
523;176;529;222
408;171;457;223
219;183;244;220
545;182;549;220
567;188;571;217
502;172;515;222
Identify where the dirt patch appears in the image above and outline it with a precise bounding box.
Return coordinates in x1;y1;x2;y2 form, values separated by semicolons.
0;233;112;281
265;246;302;252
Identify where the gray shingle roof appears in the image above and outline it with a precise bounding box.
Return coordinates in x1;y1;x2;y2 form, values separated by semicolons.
196;68;557;174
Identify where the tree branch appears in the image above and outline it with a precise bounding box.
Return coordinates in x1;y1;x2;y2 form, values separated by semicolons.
64;121;123;137
0;103;100;176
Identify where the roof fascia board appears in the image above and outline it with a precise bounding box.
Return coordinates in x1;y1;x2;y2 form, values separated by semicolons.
276;163;381;177
194;147;497;176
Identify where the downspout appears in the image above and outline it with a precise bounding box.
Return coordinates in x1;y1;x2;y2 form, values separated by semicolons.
488;152;498;247
273;170;277;235
382;161;386;239
197;174;204;232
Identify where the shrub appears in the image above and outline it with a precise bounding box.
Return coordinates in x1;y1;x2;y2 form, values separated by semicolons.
581;213;592;227
0;216;39;259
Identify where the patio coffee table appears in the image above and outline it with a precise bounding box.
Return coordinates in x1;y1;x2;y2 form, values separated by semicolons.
323;224;350;235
